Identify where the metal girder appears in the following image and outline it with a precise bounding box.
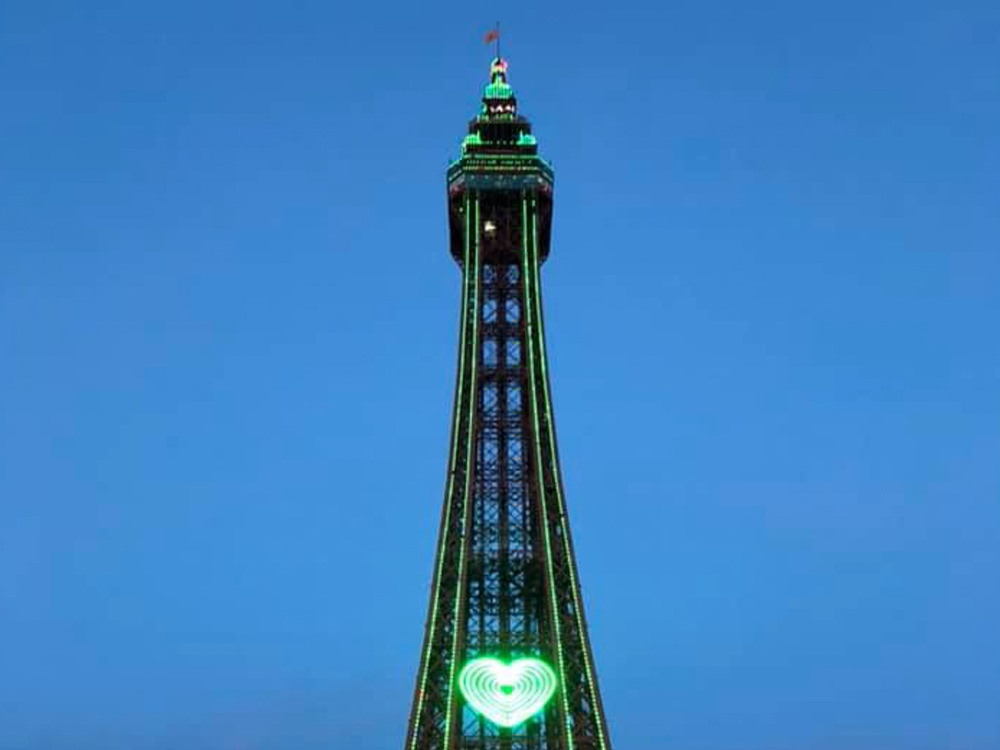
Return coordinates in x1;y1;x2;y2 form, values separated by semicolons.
404;188;613;750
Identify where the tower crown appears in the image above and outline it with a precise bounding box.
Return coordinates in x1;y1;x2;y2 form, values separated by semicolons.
448;57;553;205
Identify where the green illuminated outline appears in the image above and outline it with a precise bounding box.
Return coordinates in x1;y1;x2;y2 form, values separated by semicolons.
416;48;608;744
528;200;609;750
522;195;575;749
443;197;481;749
461;133;484;154
467;154;534;160
458;657;558;728
408;195;476;750
483;82;513;99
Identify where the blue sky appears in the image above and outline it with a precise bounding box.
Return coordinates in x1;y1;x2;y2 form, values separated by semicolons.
2;1;998;748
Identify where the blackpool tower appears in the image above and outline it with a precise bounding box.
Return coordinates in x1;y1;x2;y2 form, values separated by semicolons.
404;56;614;750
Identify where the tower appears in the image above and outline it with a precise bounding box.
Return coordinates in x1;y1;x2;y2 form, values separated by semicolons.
405;58;613;750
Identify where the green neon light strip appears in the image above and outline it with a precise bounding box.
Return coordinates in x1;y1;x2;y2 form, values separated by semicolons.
528;200;609;750
464;154;538;162
522;195;575;750
459;657;558;728
464;165;545;173
408;195;476;750
483;82;513;99
443;197;481;749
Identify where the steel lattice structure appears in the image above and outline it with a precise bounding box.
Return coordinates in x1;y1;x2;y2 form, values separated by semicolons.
404;58;613;750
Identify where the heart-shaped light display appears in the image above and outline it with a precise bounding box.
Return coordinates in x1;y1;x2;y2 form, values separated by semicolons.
458;657;558;728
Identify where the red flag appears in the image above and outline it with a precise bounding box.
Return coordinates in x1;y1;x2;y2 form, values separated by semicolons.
484;29;499;44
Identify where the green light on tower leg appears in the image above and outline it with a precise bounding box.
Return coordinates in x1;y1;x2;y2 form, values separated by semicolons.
458;657;558;729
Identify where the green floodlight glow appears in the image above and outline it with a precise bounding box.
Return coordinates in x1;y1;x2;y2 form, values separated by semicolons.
483;81;514;99
461;132;485;154
458;657;558;728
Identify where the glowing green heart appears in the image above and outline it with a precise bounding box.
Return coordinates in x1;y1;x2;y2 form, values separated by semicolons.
458;657;558;728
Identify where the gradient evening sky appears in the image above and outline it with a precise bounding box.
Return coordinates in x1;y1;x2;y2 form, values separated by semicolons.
2;1;998;748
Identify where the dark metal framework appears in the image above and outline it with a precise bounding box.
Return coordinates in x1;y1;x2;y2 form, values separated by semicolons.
405;59;613;750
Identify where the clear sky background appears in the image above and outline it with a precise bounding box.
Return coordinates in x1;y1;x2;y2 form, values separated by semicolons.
2;1;998;749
